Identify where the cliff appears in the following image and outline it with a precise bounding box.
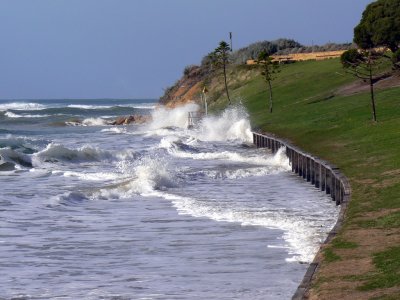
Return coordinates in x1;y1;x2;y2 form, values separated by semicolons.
159;65;205;108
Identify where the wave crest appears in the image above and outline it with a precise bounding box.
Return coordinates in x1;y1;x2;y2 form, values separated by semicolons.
33;143;113;164
0;102;47;111
0;147;33;168
197;106;253;142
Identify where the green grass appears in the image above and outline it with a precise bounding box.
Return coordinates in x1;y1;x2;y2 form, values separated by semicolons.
322;237;358;264
331;238;358;249
211;59;400;215
207;58;400;296
323;248;342;263
359;247;400;291
359;211;400;228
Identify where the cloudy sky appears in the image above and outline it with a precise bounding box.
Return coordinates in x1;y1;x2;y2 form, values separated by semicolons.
0;0;373;99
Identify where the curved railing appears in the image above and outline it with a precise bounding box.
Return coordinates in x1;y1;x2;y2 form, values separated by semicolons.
252;132;351;299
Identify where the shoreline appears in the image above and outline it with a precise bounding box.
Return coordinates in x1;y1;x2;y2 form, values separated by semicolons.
252;131;351;300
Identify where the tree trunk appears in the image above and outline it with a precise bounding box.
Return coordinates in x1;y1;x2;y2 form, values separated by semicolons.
223;63;231;104
268;80;273;113
369;66;377;122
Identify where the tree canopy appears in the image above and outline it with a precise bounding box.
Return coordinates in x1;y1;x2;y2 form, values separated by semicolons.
341;49;382;122
354;0;400;52
255;50;280;113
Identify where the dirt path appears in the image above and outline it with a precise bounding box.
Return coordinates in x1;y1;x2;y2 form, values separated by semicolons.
336;74;400;96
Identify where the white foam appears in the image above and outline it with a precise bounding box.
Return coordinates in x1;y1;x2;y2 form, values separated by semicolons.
0;102;47;111
101;127;128;134
5;111;23;118
64;118;111;127
5;111;50;118
196;106;253;142
94;157;177;199
145;104;253;143
147;103;199;130
52;170;121;181
82;117;109;126
32;143;111;164
129;104;156;109
0;147;32;167
146;190;331;263
67;104;112;109
162;137;290;170
202;166;283;180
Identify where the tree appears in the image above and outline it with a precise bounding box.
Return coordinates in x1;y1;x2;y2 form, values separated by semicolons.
255;50;280;113
212;41;232;104
354;0;400;69
341;49;383;122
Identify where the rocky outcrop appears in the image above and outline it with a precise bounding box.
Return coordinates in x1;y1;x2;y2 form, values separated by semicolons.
110;114;151;125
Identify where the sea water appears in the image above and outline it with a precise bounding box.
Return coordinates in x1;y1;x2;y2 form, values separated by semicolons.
0;99;339;299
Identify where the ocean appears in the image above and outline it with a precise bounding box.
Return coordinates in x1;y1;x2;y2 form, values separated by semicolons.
0;99;339;299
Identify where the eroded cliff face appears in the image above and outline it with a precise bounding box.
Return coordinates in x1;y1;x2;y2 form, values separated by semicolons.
159;64;259;109
159;65;204;108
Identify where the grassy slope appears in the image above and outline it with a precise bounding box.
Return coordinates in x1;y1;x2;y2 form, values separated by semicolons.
209;59;400;299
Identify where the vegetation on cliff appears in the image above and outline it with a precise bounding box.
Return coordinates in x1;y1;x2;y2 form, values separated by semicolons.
159;39;355;107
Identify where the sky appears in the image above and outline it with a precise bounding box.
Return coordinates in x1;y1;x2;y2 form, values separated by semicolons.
0;0;374;100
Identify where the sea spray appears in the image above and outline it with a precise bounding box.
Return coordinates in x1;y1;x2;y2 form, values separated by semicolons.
196;106;253;142
93;156;178;199
148;103;199;129
145;104;252;142
0;98;340;299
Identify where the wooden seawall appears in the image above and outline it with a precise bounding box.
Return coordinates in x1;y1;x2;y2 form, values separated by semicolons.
252;132;351;299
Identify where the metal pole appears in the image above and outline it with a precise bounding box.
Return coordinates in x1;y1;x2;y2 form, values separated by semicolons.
202;86;208;116
229;32;233;52
204;94;208;116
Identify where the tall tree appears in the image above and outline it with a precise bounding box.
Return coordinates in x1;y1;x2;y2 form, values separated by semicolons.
255;50;280;113
212;41;232;104
354;0;400;69
341;49;383;122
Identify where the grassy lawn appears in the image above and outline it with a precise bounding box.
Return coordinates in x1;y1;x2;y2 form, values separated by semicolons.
209;58;400;299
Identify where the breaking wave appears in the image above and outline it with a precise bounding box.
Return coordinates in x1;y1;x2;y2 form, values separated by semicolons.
0;147;33;168
147;104;252;143
148;190;328;263
82;118;109;126
5;111;50;118
33;143;112;163
197;106;253;142
67;104;113;110
148;103;199;129
159;136;290;170
0;102;47;111
94;157;177;199
32;143;136;165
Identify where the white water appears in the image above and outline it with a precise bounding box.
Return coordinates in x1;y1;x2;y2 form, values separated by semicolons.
0;100;339;299
0;102;47;111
